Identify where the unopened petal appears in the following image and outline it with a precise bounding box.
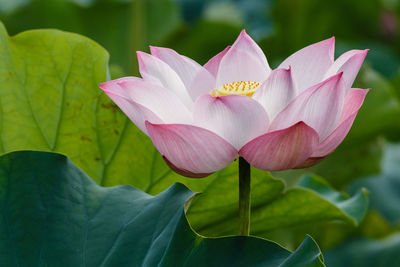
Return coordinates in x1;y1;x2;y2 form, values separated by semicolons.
279;37;335;92
146;122;237;175
239;122;319;171
136;51;193;109
324;49;369;91
270;73;346;141
312;88;369;157
193;94;269;149
252;67;297;120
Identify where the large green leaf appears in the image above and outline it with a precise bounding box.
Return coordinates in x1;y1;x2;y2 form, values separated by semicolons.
324;232;400;267
0;150;325;266
0;21;218;192
187;170;368;238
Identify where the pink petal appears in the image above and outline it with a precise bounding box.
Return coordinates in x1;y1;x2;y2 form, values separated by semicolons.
162;157;212;178
279;37;335;92
230;30;271;73
252;67;298;120
189;69;217;101
145;122;237;175
239;122;319;171
150;46;215;101
117;79;192;124
204;46;231;77
294;157;326;169
312;88;369;157
216;30;271;86
149;46;202;87
216;48;269;86
270;73;346;141
100;79;163;135
324;49;369;91
136;51;193;109
193;94;269;149
100;76;141;96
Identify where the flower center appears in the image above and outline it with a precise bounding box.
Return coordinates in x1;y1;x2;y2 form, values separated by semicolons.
210;81;261;97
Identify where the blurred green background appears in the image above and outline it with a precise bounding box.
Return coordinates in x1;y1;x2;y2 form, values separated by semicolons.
1;0;399;265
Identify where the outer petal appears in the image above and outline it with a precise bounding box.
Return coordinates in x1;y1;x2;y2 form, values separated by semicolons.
312;88;369;157
270;73;346;141
100;78;163;135
204;46;231;77
279;37;335;92
100;76;140;96
239;122;319;171
294;157;326;169
136;51;193;109
145;122;237;176
216;30;271;86
193;94;269;150
150;46;215;101
117;79;192;124
252;67;298;120
324;49;369;92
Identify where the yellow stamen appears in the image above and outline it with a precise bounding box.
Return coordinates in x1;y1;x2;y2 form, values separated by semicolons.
210;81;261;97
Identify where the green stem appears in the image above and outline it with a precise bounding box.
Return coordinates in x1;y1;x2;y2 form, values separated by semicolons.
238;157;251;236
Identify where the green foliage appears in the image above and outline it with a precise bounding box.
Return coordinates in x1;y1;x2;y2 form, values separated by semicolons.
349;143;400;226
188;171;368;238
0;21;209;192
325;233;400;267
321;142;400;266
0;151;325;266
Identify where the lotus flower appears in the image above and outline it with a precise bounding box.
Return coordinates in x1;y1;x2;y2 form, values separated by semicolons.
100;30;369;178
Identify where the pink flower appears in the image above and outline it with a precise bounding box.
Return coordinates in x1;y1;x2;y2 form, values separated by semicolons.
100;30;369;178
